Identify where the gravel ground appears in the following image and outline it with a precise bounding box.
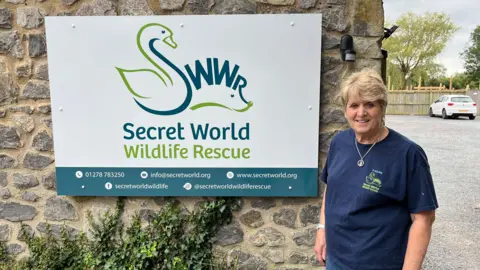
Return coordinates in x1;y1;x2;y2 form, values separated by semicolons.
385;114;480;270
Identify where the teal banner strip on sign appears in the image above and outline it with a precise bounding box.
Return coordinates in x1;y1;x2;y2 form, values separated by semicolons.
56;167;318;197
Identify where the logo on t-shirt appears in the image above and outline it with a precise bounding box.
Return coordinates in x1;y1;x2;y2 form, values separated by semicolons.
362;170;382;193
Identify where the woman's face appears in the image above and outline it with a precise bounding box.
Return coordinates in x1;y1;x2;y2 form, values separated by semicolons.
345;95;384;137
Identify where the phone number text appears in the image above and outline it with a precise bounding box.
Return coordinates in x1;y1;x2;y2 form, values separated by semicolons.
84;172;125;178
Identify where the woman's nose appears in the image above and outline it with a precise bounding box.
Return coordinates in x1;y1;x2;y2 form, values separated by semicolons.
358;106;366;117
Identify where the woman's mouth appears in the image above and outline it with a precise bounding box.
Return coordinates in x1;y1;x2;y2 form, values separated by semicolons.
356;119;370;123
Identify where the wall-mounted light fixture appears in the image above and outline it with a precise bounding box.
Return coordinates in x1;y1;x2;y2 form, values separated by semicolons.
383;25;398;40
340;34;356;62
381;25;399;83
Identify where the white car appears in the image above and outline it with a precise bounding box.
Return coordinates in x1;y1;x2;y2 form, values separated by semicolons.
429;95;477;120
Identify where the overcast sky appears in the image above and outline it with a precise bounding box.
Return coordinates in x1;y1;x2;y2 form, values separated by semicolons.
383;0;479;76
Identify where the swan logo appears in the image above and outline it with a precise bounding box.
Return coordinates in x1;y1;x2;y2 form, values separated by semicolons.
115;23;253;116
362;170;382;193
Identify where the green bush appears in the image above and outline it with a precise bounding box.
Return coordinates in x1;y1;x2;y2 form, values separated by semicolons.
0;197;241;270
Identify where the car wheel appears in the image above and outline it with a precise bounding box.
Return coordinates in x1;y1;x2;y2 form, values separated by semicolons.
442;109;448;119
429;108;434;117
469;115;476;120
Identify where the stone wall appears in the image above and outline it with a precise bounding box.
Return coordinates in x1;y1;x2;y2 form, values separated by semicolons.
0;0;384;268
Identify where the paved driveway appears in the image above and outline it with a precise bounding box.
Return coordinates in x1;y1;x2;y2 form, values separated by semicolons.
385;115;480;270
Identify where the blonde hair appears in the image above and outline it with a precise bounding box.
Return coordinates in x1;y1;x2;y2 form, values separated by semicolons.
340;68;388;117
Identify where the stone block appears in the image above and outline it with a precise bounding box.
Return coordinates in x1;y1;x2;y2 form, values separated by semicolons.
213;0;257;14
22;80;50;99
119;0;154;15
250;227;285;247
13;173;39;189
352;0;384;37
0;73;20;105
0;125;21;149
0;8;12;29
299;0;316;9
292;227;316;246
255;0;294;5
21;191;40;202
34;63;49;80
0;202;37;221
0;154;16;169
75;0;117;16
299;205;320;226
0;31;23;58
45;196;78;221
37;222;80;240
0;188;11;199
251;198;276;209
42;171;56;190
273;208;297;228
32;130;53;151
160;0;185;10
0;172;7;187
212;221;244;246
0;224;9;241
23;152;54;170
323;5;349;32
17;8;46;29
13;116;35;133
239;210;264;228
187;0;214;14
28;34;47;57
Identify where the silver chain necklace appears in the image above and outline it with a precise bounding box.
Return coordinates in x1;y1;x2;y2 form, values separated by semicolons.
355;131;383;167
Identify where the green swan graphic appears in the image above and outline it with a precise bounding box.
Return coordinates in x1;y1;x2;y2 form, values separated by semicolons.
366;172;382;187
115;23;253;116
116;23;176;97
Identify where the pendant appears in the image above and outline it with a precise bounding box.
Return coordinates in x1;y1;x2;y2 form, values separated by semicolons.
357;159;364;167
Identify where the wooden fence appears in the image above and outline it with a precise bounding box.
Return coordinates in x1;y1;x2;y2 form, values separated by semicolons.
385;90;469;115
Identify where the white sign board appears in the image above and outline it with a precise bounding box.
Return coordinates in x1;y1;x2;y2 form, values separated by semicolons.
45;14;322;196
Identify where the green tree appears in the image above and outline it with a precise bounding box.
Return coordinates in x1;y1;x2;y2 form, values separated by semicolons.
386;60;403;90
411;61;447;87
461;25;480;86
386;57;447;90
383;12;459;89
437;72;470;89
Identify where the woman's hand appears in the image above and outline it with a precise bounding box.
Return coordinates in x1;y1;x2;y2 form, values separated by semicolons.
314;228;326;265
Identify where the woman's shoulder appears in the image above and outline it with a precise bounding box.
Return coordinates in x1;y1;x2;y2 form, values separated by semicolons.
334;128;354;140
387;128;429;164
388;128;423;148
329;128;353;146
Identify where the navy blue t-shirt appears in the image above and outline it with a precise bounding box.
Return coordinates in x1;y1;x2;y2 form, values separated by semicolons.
320;127;438;270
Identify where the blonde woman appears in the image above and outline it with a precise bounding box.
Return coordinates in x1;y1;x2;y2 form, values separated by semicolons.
314;69;438;270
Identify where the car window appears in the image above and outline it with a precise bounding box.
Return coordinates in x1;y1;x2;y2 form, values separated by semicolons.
451;97;473;103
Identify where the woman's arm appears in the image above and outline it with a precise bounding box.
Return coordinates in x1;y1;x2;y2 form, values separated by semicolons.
320;185;326;228
314;185;327;264
402;210;436;270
